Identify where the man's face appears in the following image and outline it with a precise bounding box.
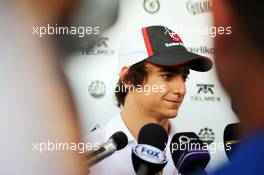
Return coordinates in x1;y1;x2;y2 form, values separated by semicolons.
132;63;189;119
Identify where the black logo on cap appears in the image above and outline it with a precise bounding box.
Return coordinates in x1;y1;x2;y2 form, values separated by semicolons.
143;0;160;14
88;80;106;98
164;27;183;43
198;127;215;145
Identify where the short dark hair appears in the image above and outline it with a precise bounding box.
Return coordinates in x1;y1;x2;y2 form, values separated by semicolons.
228;0;264;51
115;60;148;107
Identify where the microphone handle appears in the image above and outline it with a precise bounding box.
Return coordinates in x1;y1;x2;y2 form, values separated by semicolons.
184;167;207;175
85;139;117;167
137;163;150;175
195;169;207;175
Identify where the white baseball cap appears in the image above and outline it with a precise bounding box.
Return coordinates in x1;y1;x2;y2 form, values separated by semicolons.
118;25;213;73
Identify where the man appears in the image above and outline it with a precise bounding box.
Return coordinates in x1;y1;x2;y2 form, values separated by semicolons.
85;25;213;174
211;0;264;174
0;1;118;175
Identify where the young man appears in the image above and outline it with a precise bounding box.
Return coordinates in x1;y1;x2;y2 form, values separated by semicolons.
85;25;213;174
210;1;264;174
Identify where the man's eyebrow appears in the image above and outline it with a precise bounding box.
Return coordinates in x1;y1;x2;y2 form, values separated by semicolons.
158;67;190;74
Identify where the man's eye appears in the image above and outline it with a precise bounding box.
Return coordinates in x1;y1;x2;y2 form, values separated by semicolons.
161;74;172;80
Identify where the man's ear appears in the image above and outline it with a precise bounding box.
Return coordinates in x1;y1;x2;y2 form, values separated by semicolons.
120;66;130;85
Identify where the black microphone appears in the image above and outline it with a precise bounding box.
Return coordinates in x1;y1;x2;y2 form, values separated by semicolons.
132;123;168;175
170;132;210;175
85;131;128;167
224;123;240;161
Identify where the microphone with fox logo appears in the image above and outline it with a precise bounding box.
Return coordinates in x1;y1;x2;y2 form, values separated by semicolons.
132;123;168;175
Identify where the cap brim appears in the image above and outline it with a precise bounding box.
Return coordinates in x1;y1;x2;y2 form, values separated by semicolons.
145;50;213;72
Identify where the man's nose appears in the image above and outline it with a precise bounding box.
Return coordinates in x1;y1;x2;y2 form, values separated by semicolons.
171;76;186;95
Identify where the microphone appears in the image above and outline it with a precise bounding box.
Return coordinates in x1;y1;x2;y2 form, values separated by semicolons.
132;123;168;175
170;132;210;175
224;123;240;161
85;131;128;167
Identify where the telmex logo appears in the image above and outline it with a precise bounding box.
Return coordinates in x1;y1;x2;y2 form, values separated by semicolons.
191;84;221;102
197;84;214;94
81;37;114;55
133;144;167;164
186;0;212;15
94;37;108;48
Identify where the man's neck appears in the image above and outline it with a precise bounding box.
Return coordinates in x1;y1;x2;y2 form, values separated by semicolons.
120;98;170;141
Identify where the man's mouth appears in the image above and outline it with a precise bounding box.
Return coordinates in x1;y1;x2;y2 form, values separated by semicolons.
164;99;182;107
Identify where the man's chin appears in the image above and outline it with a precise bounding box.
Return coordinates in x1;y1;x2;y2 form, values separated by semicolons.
165;110;178;118
168;114;177;118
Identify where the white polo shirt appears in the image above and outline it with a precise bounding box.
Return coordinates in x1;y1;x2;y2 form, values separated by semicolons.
84;114;179;175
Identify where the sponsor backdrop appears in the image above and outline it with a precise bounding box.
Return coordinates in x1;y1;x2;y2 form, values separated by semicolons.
65;0;238;171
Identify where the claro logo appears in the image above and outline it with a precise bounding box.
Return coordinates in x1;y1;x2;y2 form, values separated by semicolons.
186;0;212;15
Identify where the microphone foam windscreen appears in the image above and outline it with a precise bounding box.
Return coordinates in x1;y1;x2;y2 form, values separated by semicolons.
110;131;128;150
138;123;168;150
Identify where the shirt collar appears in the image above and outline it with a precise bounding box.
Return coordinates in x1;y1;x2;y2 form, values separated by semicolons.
104;114;135;143
104;114;177;144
